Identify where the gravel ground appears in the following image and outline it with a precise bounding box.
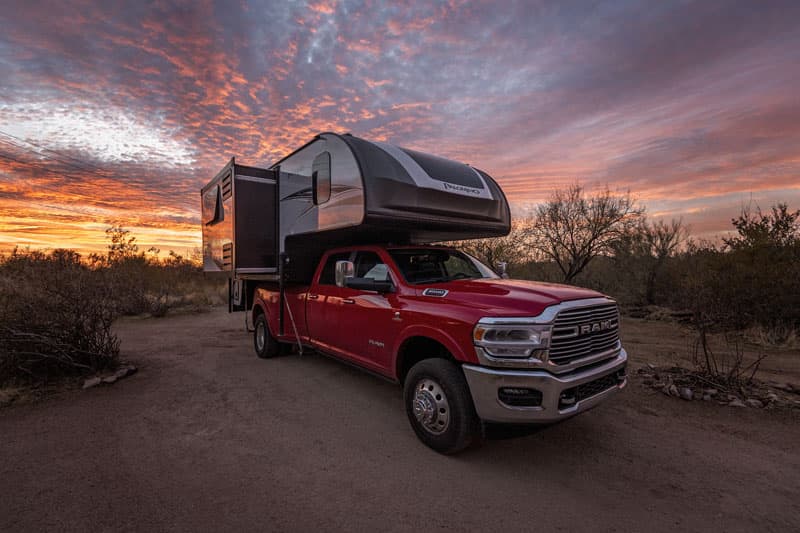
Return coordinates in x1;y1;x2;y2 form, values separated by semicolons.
1;309;799;532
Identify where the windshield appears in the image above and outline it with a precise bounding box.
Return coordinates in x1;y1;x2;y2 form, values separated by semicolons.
388;248;499;285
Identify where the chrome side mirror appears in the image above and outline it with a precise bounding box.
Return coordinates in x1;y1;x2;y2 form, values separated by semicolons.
496;261;509;279
335;260;355;288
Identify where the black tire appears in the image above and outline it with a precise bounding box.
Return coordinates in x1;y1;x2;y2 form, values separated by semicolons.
253;313;280;359
404;358;482;454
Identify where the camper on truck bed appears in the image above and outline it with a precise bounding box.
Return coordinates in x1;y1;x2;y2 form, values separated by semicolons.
200;132;627;454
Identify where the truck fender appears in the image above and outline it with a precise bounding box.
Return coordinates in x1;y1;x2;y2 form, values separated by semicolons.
251;298;279;338
391;324;472;373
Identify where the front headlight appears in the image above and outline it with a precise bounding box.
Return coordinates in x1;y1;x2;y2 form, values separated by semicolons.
473;320;551;358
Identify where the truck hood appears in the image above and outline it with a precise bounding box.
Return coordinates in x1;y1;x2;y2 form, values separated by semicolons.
418;278;607;318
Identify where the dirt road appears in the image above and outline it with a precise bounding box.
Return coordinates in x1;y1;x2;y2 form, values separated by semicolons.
2;310;798;532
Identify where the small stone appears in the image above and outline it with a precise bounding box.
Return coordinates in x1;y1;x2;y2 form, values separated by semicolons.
727;394;738;402
745;399;763;409
702;394;711;401
82;377;102;389
704;388;718;397
668;384;679;397
113;366;134;380
728;399;746;407
680;387;693;401
102;375;118;384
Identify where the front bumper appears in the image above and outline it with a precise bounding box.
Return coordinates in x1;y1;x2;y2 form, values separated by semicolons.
462;349;627;423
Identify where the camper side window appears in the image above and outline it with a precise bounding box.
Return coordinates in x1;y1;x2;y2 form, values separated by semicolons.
312;151;331;205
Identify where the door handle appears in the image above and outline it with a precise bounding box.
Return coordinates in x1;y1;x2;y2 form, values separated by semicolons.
342;298;355;304
307;294;319;300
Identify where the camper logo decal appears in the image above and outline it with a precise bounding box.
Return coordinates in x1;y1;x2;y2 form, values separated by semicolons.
442;182;482;196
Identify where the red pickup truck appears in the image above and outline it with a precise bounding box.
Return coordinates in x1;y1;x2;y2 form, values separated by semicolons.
251;244;627;454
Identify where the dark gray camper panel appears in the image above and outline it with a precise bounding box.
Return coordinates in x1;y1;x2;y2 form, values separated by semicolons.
201;158;278;276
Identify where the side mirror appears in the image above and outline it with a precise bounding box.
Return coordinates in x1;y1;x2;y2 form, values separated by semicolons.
496;261;509;279
335;260;355;288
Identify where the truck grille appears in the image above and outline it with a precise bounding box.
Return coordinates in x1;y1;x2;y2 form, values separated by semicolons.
548;303;620;365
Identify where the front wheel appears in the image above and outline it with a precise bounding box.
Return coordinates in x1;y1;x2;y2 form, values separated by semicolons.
404;359;482;454
253;313;280;359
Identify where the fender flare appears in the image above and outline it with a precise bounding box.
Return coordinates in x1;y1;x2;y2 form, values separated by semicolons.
391;324;472;371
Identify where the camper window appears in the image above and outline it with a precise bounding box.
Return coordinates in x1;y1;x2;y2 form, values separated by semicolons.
312;151;331;205
202;185;224;225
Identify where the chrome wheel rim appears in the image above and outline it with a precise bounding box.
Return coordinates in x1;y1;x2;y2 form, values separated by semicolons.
412;378;450;434
256;321;266;352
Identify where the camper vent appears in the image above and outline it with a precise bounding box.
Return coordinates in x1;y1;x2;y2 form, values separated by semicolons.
222;242;233;268
221;171;233;200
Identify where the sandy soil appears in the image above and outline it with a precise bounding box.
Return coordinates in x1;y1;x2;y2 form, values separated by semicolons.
1;309;799;532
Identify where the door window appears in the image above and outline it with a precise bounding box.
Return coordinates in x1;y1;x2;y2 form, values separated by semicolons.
354;251;390;281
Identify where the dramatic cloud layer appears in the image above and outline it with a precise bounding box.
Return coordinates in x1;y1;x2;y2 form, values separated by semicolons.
1;0;799;253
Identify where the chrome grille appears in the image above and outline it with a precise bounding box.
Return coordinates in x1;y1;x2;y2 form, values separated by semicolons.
548;303;620;365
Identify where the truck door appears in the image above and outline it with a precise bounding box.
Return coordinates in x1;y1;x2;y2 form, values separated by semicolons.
335;250;400;374
306;251;351;354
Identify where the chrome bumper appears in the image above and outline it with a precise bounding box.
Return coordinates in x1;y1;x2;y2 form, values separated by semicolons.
462;349;627;424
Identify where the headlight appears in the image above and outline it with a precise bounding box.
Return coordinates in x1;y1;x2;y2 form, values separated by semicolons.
473;321;551;358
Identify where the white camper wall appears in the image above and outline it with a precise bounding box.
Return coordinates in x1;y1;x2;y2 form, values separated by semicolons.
276;134;364;252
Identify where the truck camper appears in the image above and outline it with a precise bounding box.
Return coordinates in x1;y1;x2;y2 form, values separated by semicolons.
201;133;626;453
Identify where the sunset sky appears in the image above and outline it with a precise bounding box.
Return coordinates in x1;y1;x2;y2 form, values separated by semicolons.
1;0;799;255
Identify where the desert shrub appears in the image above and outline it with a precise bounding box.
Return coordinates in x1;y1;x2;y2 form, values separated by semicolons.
0;249;120;384
92;226;218;316
691;328;768;388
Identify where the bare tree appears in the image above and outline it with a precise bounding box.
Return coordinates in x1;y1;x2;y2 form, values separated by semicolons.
105;224;140;264
642;218;688;304
527;184;644;283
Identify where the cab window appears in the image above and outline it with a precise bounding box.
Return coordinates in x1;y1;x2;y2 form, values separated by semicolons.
354;251;390;282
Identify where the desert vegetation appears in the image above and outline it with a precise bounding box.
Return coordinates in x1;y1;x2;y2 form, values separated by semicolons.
454;186;800;393
0;226;225;384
